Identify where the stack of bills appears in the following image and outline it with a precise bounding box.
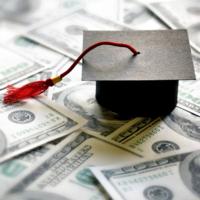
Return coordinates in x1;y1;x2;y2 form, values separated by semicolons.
0;0;199;199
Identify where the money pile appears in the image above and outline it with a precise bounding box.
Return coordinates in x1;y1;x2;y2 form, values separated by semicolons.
0;0;199;199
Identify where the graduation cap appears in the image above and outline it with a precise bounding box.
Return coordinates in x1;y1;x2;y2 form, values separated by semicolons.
4;29;195;118
82;30;195;117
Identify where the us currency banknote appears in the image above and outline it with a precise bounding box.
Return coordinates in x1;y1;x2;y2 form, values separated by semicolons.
0;45;48;89
148;0;200;53
91;149;200;200
51;82;198;157
7;37;69;69
0;144;54;196
87;115;200;158
26;9;130;59
0;95;86;163
4;131;139;200
123;0;166;30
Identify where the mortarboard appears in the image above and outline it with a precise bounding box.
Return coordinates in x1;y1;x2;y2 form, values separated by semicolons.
3;29;195;118
82;30;195;117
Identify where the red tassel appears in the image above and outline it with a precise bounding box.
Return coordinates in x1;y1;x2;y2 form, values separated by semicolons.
3;79;53;104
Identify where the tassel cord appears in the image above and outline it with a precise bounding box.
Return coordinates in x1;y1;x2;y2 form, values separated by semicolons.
60;41;139;79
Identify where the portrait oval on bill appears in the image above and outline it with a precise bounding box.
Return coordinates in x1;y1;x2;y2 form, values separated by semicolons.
54;82;127;134
180;150;200;198
164;107;200;142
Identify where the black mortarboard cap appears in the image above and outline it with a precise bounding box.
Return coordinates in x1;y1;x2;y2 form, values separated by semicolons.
82;30;195;118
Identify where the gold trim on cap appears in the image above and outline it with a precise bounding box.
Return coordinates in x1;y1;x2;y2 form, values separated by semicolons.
51;76;62;85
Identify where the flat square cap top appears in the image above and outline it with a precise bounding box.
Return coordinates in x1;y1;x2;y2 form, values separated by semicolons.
82;30;195;81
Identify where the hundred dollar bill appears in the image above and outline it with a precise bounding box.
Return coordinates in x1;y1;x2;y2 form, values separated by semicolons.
148;0;200;53
26;9;130;59
0;95;86;163
7;37;69;69
51;78;200;155
0;131;80;199
52;82;200;157
52;81;134;135
91;149;200;200
87;115;200;158
4;131;139;200
0;45;48;89
123;0;166;30
0;144;54;196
